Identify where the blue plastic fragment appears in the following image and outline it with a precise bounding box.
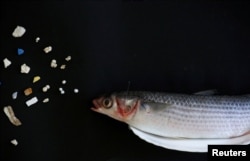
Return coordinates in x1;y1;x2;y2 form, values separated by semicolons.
17;48;24;55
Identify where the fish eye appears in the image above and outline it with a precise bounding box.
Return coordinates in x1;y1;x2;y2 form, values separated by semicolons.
126;105;132;110
103;98;113;109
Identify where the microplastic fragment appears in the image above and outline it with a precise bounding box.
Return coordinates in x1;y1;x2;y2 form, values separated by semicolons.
12;26;26;38
74;88;79;93
35;37;40;43
42;87;48;92
11;139;18;146
43;98;49;103
43;46;52;53
62;80;66;84
3;58;12;68
24;88;32;96
42;85;50;92
3;106;22;126
12;91;18;99
21;64;30;74
65;56;71;61
33;76;41;83
17;48;24;55
26;97;38;107
50;59;57;68
59;87;65;94
60;64;66;69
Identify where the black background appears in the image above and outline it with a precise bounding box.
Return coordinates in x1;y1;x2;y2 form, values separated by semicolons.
1;0;250;161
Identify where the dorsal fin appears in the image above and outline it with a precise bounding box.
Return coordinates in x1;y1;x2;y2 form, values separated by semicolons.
194;89;218;95
129;126;250;152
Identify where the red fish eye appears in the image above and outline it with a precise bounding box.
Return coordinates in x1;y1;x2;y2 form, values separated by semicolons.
103;98;113;109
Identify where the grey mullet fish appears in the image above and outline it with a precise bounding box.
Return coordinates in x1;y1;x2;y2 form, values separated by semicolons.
91;91;250;152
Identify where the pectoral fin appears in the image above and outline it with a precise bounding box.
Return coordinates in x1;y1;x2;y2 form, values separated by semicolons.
141;102;173;113
129;126;250;152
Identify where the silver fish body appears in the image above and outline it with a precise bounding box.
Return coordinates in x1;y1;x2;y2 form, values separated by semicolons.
92;91;250;152
116;91;250;139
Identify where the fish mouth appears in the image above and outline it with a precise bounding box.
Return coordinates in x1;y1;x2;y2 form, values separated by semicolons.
91;97;104;112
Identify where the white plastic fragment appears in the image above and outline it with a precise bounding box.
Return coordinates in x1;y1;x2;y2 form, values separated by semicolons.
59;87;65;94
26;97;38;107
3;58;12;68
3;106;22;126
21;64;31;74
62;80;66;84
12;91;18;99
50;59;57;68
42;85;50;92
11;139;18;146
42;86;48;92
65;56;71;61
60;64;66;69
43;98;49;103
12;26;26;38
44;46;52;53
74;88;79;93
35;37;40;43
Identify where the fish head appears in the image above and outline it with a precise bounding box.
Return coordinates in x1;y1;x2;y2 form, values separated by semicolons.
91;94;140;122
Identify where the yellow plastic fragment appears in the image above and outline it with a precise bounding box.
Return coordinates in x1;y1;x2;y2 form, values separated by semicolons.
33;76;41;83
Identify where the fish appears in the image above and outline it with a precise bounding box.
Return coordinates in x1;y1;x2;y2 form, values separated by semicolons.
91;91;250;152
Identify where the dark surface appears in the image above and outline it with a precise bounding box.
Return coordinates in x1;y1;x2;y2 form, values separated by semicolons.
1;1;250;161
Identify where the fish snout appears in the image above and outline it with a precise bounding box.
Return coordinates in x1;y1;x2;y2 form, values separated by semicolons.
91;97;105;111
